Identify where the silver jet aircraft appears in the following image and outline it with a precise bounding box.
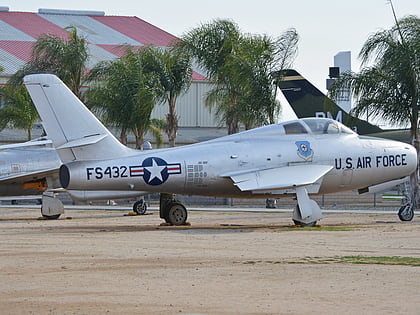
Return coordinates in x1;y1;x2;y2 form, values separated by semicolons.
0;138;146;218
0;138;64;218
24;74;418;226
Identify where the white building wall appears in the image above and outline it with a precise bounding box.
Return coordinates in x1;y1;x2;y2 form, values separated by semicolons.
151;81;220;127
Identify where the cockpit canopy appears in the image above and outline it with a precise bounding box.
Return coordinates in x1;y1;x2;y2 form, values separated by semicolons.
220;118;357;142
280;118;355;135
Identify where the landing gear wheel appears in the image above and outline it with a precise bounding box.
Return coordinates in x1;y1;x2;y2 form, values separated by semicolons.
292;219;317;227
42;214;61;220
398;204;414;221
165;203;187;226
133;200;147;215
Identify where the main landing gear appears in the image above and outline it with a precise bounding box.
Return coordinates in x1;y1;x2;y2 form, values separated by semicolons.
41;191;64;219
159;193;188;225
292;187;323;227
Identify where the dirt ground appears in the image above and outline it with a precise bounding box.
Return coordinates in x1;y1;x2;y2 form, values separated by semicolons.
0;206;420;315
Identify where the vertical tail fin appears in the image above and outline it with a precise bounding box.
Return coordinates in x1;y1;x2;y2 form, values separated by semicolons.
278;69;382;134
24;74;135;162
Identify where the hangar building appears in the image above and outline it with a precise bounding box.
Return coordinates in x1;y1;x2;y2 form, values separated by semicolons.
0;7;224;145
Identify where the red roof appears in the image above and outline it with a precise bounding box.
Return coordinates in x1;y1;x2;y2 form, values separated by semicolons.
0;11;207;80
96;44;142;58
0;41;34;62
91;16;179;47
0;12;69;40
192;71;208;81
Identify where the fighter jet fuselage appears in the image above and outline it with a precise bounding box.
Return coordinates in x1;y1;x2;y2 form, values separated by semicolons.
59;119;416;199
23;74;417;225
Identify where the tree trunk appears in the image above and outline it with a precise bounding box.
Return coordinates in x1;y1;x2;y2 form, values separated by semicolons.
227;113;239;135
409;119;419;209
166;97;178;147
228;119;239;135
135;127;144;150
227;97;240;135
120;130;127;146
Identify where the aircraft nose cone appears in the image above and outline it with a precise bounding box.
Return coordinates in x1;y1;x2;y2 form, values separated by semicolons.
406;144;418;174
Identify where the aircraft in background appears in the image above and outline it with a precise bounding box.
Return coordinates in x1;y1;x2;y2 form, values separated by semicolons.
0;138;147;219
24;74;418;226
277;69;412;143
0;138;63;218
277;69;382;134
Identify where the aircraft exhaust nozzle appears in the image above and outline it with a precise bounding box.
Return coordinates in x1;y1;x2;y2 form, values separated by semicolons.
59;162;91;190
59;165;70;189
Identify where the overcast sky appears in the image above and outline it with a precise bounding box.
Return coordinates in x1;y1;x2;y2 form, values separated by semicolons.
8;0;420;93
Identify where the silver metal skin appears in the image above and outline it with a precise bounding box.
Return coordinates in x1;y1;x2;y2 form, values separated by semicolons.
0;139;64;218
24;74;418;225
0;140;143;217
60;122;416;196
0;139;60;197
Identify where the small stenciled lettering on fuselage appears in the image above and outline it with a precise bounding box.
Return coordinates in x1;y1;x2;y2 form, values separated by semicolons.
86;157;181;186
334;154;407;170
186;161;208;188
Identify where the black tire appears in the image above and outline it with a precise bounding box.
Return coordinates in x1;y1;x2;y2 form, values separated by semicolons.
398;204;414;221
165;202;187;226
133;200;147;215
293;219;317;227
42;214;61;220
292;204;317;227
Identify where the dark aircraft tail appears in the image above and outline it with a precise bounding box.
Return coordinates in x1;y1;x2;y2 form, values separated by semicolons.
277;69;382;134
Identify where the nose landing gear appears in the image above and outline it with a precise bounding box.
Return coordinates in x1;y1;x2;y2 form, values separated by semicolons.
398;204;414;221
159;193;188;225
398;181;415;222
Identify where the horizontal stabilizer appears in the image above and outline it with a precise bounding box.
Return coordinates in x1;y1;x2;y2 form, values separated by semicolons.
226;164;333;192
56;134;108;149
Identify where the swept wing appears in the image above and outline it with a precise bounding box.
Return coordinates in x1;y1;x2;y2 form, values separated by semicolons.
225;164;333;192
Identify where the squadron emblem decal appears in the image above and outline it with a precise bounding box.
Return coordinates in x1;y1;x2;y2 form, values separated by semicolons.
130;157;181;186
295;141;314;160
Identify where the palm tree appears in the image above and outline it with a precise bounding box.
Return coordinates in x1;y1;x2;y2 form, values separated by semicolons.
140;46;192;147
86;49;163;148
10;26;88;97
329;15;420;206
233;33;298;128
1;28;89;140
179;19;243;134
179;19;298;133
0;84;38;140
147;118;166;148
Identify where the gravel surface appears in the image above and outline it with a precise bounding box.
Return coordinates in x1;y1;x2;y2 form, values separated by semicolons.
0;206;419;314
